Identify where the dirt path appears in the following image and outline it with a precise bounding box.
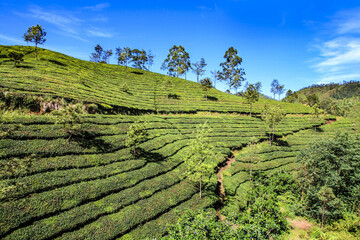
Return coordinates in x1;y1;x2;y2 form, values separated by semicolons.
216;154;236;221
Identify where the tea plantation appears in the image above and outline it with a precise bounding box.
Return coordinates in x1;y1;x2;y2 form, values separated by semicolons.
0;46;358;239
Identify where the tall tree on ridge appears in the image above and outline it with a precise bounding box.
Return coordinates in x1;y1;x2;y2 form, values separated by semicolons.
130;49;148;70
210;70;219;88
116;47;132;72
90;44;104;63
218;47;245;94
23;24;46;61
102;49;113;64
162;45;191;79
271;79;279;100
147;50;155;71
192;58;207;83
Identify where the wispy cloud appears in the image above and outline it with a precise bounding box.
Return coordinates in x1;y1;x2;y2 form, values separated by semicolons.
83;3;110;11
27;6;81;35
16;5;114;42
87;29;113;38
0;33;24;44
311;7;360;83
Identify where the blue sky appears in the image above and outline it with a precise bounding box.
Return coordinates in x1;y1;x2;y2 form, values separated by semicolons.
1;0;360;97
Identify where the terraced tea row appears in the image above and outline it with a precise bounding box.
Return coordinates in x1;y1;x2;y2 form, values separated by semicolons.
222;116;360;213
0;113;323;239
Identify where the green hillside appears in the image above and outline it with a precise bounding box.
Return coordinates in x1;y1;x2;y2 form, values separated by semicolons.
0;45;359;239
0;45;311;114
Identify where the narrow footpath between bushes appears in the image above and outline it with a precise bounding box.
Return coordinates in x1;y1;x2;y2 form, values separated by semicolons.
216;153;236;221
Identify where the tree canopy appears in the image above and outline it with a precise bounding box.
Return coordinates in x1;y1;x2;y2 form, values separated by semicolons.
218;47;245;94
162;45;191;78
23;24;46;60
192;58;207;83
244;82;261;117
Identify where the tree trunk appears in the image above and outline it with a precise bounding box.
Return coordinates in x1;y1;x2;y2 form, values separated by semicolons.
197;75;199;83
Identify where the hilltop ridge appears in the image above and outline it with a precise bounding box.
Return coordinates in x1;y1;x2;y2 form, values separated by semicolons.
0;45;311;114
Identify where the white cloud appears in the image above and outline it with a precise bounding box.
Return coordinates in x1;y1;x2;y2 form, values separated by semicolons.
311;7;360;83
87;29;113;38
16;5;114;41
27;6;81;35
0;33;23;44
83;3;110;11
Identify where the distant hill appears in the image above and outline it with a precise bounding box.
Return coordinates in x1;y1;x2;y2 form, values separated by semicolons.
285;81;360;103
0;45;311;114
283;81;360;116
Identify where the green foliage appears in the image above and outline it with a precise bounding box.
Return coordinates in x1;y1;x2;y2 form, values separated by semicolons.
163;45;191;78
125;121;150;155
116;47;132;72
164;210;238;239
218;47;245;93
297;133;360;224
130;49;148;70
90;44;112;63
200;77;212;99
244;82;261;116
0;45;314;114
262;104;285;145
6;50;25;67
23;24;46;60
192;58;207;83
184;122;217;198
56;104;86;140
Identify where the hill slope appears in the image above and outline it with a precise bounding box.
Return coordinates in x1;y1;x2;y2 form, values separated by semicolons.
0;45;311;114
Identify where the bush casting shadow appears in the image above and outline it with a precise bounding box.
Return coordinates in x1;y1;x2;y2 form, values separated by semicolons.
206;96;218;101
273;139;290;147
71;130;113;153
16;65;34;69
168;94;180;99
48;59;67;67
131;71;143;75
133;148;165;162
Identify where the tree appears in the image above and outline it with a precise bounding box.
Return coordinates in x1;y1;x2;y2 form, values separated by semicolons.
163;78;172;99
285;89;293;98
147;50;155;70
192;58;207;83
277;84;285;100
306;93;319;107
184;122;217;199
218;47;245;94
90;44;104;63
270;79;279;99
200;78;212;100
23;24;46;60
125;121;149;155
297;133;360;225
261;104;285;145
116;47;132;72
102;49;113;64
162;45;191;79
130;49;148;70
244;82;261;117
